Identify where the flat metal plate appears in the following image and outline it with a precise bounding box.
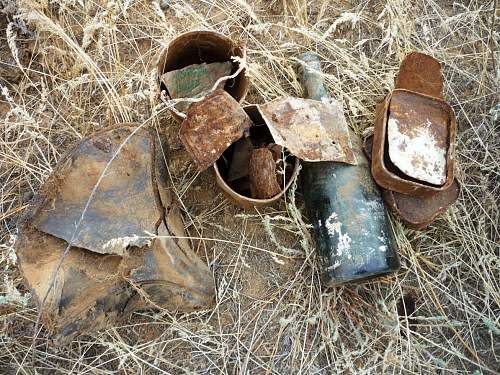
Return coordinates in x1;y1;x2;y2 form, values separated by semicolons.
257;98;356;164
394;52;444;99
180;89;252;171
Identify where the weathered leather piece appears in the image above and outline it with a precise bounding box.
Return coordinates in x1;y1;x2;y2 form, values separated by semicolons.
16;125;215;343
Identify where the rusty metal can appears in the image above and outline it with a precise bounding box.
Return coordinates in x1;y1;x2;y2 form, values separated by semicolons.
371;53;456;197
214;105;300;208
298;52;400;286
157;30;249;120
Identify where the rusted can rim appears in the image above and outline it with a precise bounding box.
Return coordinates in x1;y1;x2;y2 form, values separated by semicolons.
214;157;300;207
372;88;456;197
156;30;249;111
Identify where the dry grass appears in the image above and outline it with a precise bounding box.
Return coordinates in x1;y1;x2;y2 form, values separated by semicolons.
0;0;498;373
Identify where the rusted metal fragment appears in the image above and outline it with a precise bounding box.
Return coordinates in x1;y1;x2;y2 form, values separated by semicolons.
31;126;160;255
16;223;215;343
16;124;215;343
180;89;252;171
394;52;443;99
160;62;232;112
248;148;281;199
364;135;460;230
384;181;460;230
129;221;215;310
227;136;253;182
16;224;139;344
257;98;356;164
388;90;449;185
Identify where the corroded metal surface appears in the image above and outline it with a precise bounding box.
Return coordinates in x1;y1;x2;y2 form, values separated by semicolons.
160;61;232;112
364;134;460;230
388;90;449;185
181;89;252;171
157;30;249;120
248;148;281;199
383;181;460;230
32;125;160;255
371;52;456;197
16;125;215;343
213;105;300;208
394;52;444;99
258;98;356;164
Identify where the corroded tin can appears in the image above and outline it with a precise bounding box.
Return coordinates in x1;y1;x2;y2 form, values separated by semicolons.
298;52;400;286
214;105;300;208
371;53;456;197
157;30;249;120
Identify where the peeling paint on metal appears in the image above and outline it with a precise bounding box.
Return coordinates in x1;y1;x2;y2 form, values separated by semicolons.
387;117;447;185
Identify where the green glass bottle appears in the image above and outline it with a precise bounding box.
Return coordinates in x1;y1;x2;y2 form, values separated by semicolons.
298;52;400;286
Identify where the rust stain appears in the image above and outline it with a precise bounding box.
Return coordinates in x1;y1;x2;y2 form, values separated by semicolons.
257;98;356;164
180;89;252;171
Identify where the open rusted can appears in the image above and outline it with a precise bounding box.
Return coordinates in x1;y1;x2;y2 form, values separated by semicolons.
157;30;249;119
372;53;456;197
213;105;300;208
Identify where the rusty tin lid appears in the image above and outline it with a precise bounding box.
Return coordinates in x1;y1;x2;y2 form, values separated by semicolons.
371;52;456;197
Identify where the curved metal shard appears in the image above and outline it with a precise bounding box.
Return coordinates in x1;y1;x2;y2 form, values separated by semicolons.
16;125;216;343
31;126;161;255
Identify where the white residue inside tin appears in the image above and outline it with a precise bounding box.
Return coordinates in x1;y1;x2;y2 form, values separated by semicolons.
387;117;447;185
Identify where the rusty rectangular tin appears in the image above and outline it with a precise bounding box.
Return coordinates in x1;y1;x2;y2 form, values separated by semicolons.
372;89;456;197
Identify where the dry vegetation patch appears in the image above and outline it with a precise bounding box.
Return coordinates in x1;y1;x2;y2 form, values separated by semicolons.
0;0;498;373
